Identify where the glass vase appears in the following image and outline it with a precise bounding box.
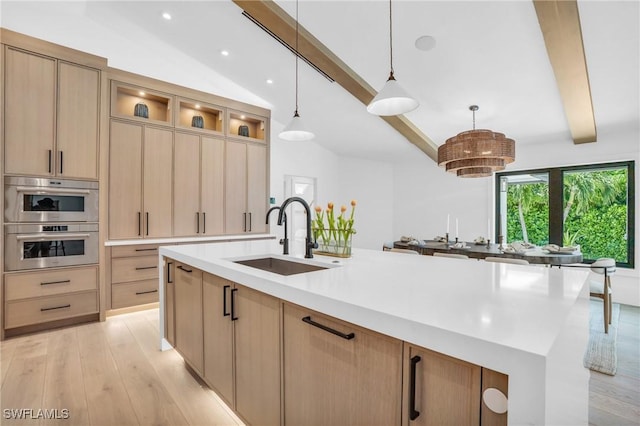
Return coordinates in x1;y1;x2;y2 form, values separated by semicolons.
313;228;353;258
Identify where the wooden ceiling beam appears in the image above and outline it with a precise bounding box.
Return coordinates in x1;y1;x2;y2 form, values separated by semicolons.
233;0;439;161
533;0;597;144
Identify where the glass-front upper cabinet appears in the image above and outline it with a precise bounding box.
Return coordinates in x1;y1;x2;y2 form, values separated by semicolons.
176;98;224;134
228;110;267;143
111;81;173;126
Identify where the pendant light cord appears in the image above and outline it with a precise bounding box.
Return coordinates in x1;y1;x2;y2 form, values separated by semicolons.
294;0;300;114
389;0;394;78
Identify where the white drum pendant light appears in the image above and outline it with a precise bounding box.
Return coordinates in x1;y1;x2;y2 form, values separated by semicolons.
367;0;419;116
279;0;314;141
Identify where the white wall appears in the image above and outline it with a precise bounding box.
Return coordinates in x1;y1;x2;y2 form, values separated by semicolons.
393;128;640;306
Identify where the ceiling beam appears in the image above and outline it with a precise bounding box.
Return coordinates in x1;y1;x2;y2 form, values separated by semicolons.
233;0;439;161
533;0;597;144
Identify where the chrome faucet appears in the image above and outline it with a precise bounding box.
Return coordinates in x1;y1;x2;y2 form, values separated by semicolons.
278;197;318;258
266;206;289;255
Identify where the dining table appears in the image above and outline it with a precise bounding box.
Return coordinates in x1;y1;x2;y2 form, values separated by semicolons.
393;240;584;266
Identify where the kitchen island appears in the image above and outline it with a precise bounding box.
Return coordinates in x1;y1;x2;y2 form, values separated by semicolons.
159;239;590;425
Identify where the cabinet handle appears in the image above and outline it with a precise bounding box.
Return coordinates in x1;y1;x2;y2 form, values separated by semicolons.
202;212;206;234
138;212;142;236
146;212;149;236
409;355;421;421
135;289;158;295
223;285;230;317
41;304;71;312
243;213;247;232
248;212;252;232
59;151;63;174
231;288;238;321
196;212;200;233
135;266;157;270
177;265;192;273
301;316;355;340
167;262;173;283
40;279;71;286
135;248;158;252
48;150;52;173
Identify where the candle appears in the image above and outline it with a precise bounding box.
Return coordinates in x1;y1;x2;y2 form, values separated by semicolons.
455;218;459;238
447;214;450;233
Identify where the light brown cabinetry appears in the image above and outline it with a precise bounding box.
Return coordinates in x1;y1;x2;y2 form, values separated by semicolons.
228;110;267;142
3;265;98;330
177;98;224;134
174;132;224;236
109;120;173;239
202;273;280;426
225;141;267;234
402;343;481;426
4;47;100;179
283;302;403;425
173;261;204;374
110;244;159;309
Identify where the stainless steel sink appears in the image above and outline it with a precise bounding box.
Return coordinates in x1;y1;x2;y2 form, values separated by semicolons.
233;257;328;276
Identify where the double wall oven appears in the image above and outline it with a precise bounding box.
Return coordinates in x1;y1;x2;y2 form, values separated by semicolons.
4;177;99;271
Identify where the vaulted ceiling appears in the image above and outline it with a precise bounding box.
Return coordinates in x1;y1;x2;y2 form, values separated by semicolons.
2;1;638;164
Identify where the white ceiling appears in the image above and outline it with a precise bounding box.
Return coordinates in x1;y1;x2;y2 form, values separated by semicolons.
2;1;638;164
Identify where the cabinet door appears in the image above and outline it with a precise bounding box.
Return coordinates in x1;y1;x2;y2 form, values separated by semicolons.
200;137;225;235
246;144;267;234
4;47;56;176
164;259;175;346
173;132;201;236
224;141;247;234
109;121;143;239
202;273;234;406
57;62;100;180
283;303;403;426
404;344;481;426
174;262;203;374
235;284;281;426
143;127;173;238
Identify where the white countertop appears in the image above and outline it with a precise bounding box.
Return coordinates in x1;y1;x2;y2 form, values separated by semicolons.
159;239;591;425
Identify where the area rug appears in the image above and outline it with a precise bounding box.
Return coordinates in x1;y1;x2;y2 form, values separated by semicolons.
583;300;620;376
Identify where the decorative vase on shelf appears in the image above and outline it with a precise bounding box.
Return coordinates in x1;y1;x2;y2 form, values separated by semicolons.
133;102;149;118
238;124;250;137
192;115;204;128
312;228;354;258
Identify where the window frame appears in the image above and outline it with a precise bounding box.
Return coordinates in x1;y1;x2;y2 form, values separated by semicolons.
495;161;635;268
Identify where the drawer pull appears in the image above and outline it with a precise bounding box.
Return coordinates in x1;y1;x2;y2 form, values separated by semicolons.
135;248;158;252
167;262;173;284
40;279;71;286
135;266;157;270
301;316;355;340
231;288;238;321
223;285;230;317
135;289;158;295
41;304;71;312
177;265;192;273
409;355;422;421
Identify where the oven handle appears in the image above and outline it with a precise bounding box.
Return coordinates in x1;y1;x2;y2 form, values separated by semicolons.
15;186;92;195
16;233;92;241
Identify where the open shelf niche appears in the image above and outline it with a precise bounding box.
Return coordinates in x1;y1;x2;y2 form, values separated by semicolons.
111;82;173;125
229;111;267;142
177;98;224;133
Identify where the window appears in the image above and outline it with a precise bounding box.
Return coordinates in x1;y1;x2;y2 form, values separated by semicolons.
495;161;635;268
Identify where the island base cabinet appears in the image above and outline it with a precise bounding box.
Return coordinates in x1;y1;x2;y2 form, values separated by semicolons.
403;343;481;426
174;261;203;375
283;303;403;426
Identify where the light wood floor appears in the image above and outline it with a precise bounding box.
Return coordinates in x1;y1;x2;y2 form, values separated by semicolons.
1;305;638;426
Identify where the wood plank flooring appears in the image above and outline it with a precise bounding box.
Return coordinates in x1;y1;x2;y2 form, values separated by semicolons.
1;305;638;425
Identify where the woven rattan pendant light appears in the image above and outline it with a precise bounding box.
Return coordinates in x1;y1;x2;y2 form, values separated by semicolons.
438;105;515;178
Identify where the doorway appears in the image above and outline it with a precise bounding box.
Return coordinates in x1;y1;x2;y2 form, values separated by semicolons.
284;175;317;256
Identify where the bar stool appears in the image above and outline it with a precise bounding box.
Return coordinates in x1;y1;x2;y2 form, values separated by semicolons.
590;258;616;333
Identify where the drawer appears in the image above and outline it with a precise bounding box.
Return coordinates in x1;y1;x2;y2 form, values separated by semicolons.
112;279;159;309
4;266;98;301
5;290;98;329
111;256;159;283
111;244;160;258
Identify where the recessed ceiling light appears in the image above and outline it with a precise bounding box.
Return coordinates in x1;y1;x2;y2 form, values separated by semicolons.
139;91;145;96
220;50;229;56
415;35;436;51
162;12;172;20
195;104;201;109
266;79;273;84
240;115;246;119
